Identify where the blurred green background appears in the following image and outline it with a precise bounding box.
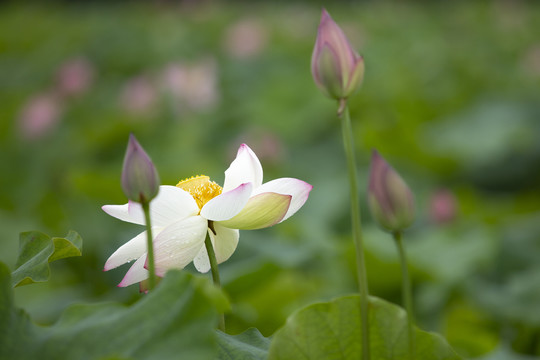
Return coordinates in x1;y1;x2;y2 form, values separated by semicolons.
1;1;540;358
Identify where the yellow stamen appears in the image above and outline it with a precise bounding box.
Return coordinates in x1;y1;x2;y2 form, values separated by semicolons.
176;175;222;210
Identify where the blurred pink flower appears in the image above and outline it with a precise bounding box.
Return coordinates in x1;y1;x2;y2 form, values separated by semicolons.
224;19;268;59
161;59;219;112
429;189;458;224
18;92;62;140
521;45;540;78
493;1;526;31
120;76;158;116
56;57;95;97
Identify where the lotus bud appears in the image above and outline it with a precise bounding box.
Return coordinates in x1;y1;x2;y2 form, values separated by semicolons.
121;134;160;204
368;150;415;232
311;8;365;100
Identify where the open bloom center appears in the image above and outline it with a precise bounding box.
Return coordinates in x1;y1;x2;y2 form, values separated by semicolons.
176;175;222;210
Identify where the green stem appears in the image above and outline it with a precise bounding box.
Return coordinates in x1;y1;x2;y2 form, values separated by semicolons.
204;227;226;331
141;201;156;291
393;231;415;360
338;101;370;360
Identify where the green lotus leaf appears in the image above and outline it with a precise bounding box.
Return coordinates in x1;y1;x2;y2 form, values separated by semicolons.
1;262;226;360
11;231;83;287
217;327;270;360
268;295;462;360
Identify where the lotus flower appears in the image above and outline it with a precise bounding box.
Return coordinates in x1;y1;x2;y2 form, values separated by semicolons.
311;8;364;100
368;150;415;232
103;144;312;287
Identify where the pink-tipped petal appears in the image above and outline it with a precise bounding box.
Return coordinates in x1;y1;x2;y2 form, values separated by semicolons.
118;254;149;287
105;230;150;271
200;182;253;221
252;178;313;222
223;144;263;192
151;216;208;277
218;192;291;230
193;225;239;273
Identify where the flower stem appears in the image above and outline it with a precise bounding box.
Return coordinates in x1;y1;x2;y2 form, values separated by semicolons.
204;231;226;331
141;201;156;291
338;100;370;360
393;231;415;360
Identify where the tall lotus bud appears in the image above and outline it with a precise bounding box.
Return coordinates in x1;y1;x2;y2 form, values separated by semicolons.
368;150;415;232
311;8;365;100
121;134;160;204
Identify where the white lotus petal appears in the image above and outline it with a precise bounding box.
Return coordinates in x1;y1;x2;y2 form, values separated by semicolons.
193;224;239;273
147;186;200;226
211;224;240;264
218;192;291;230
104;226;164;271
102;202;144;225
105;231;146;271
252;178;313;222
200;183;253;221
193;247;210;274
103;186;199;228
151;216;208;277
118;254;149;287
223;144;263;192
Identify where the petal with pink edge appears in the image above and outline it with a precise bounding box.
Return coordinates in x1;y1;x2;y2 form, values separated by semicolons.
104;227;164;271
223;144;263;193
252;178;313;222
193;224;239;273
151;216;207;277
218;192;291;230
200;183;253;221
118;254;149;287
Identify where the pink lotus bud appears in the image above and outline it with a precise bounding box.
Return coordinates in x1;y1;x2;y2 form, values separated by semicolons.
311;9;365;100
121;134;160;203
368;150;415;232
